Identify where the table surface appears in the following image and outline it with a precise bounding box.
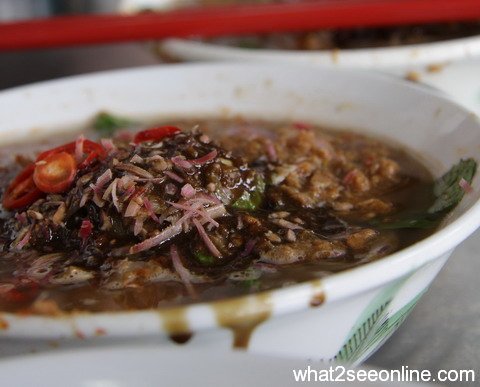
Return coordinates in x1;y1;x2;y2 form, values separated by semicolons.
0;43;479;383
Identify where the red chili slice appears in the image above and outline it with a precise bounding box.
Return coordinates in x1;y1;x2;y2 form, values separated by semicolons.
36;139;106;168
33;152;77;194
79;219;93;244
3;137;105;210
2;164;43;210
1;279;39;304
134;126;181;144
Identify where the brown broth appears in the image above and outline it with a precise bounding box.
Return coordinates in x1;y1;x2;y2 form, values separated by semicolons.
0;118;438;314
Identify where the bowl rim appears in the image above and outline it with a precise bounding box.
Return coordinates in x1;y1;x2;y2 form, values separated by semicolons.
0;63;479;337
159;35;480;68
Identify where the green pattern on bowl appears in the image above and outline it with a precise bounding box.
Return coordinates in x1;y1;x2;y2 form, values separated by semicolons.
335;276;426;364
360;290;425;358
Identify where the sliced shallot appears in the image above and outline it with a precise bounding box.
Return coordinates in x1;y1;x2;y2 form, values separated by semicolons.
192;218;221;258
143;196;160;223
92;168;112;195
75;134;85;164
190;149;217;165
181;183;196;198
170;245;196;298
16;228;31;250
115;163;153;179
171;156;192;170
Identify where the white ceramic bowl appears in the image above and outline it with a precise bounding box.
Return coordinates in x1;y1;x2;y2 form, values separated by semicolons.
0;346;428;387
158;35;480;74
0;64;479;365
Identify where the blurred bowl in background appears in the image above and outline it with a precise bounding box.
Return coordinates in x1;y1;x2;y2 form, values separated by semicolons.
157;34;480;76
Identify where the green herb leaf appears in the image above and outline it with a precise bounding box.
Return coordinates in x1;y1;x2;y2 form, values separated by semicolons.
93;112;132;137
232;175;265;211
372;158;476;230
429;158;477;214
372;216;439;230
194;251;215;266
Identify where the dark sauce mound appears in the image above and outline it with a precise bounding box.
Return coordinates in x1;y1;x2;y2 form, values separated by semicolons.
0;119;437;314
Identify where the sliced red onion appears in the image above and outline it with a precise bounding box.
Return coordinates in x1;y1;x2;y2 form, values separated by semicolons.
92;169;112;195
181;183;196;198
133;217;145;236
100;138;117;153
116;163;153;179
16;228;31;250
121;185;136;202
143;196;160;223
119;174;136;190
203;203;227;220
192;218;221;258
130;222;183;254
459;178;473;193
170;200;223;228
102;179;114;200
124;199;141;217
111;178;120;212
171;156;192;170
189;149;218;165
168;200;200;212
173;203;203;227
75;134;85;164
193;192;221;205
129;204;226;254
163;171;184;183
131;177;165;185
130;187;146;203
170;244;196;298
130;154;144;164
197;210;219;228
146;155;164;162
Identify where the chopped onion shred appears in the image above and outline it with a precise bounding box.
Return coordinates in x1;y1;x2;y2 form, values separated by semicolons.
170;245;196;298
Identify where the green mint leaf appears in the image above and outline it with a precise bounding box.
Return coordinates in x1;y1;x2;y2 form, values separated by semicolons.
428;158;477;214
232;175;265;211
194;251;215;266
93;112;132;137
371;158;476;230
